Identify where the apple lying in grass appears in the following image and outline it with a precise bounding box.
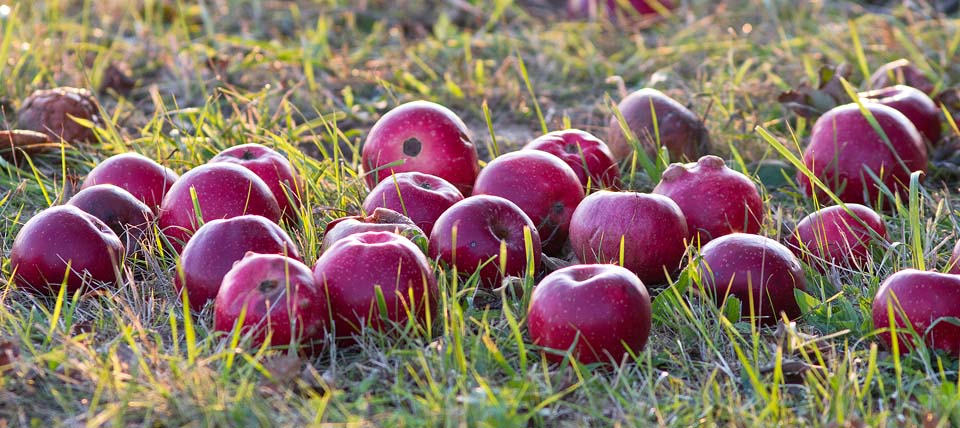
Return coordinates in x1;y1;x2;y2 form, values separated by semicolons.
607;88;709;162
313;231;438;338
67;184;154;255
860;85;941;144
215;253;327;349
522;129;621;191
872;269;960;356
429;195;542;287
362;172;464;236
653;155;764;245
81;152;179;212
787;203;887;272
869;59;935;96
798;103;927;207
158;163;281;252
321;208;425;252
528;264;651;365
568;191;688;285
209;143;305;223
10;205;123;293
473;150;584;255
567;0;675;19
18;87;101;143
175;215;300;312
362;100;480;194
698;233;807;324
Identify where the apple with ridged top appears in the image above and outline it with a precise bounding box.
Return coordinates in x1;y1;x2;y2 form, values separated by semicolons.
362;172;464;236
361;100;480;195
523;129;621;191
528;264;651;365
321;208;425;253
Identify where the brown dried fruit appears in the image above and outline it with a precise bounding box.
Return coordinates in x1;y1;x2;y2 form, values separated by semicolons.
0;129;58;164
99;63;135;96
17;87;101;143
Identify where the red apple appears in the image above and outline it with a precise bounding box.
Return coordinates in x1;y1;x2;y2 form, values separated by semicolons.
473;150;584;255
698;233;807;324
209;143;305;223
429;195;542;287
872;269;960;356
321;208;426;252
313;231;438;338
528;264;651;365
522;129;621;191
798;103;927;207
175;215;300;312
9;205;123;294
81;152;179;212
568;191;687;285
607;88;709;161
948;241;960;274
362;172;464;236
567;0;675;19
787;204;887;272
158;163;281;252
67;184;154;255
361;100;480;194
860;85;941;144
653;155;764;245
214;253;327;349
869;59;935;96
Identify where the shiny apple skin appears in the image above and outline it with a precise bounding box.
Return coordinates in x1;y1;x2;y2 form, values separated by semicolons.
175;215;300;312
81;152;179;212
209;143;305;224
215;253;327;349
607;88;709;162
523;129;621;191
873;269;960;356
860;85;941;144
429;195;542;287
361;100;480;195
158;163;281;252
9;205;124;293
653;155;764;245
362;172;464;236
321;208;426;253
67;184;154;255
798;103;927;207
786;204;887;272
473;150;584;255
568;191;688;285
313;231;438;339
698;233;807;324
528;264;651;365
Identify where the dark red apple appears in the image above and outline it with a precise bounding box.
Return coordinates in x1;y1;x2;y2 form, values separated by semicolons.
607;88;709;161
214;253;327;349
787;203;887;272
158;163;281;252
67;184;154;255
429;195;542;287
653;155;764;244
313;231;438;338
528;264;651;365
698;233;807;324
522;129;621;191
175;215;300;312
321;208;426;252
860;85;941;144
473;150;584;255
17;87;101;143
361;100;480;194
81;152;179;212
362;172;464;236
568;191;687;285
209;143;305;223
9;205;123;294
798;103;927;207
869;59;935;96
872;269;960;356
567;0;675;19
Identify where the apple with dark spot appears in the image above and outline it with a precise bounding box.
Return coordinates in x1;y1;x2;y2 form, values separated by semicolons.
362;100;480;194
528;264;651;365
215;253;327;349
523;129;621;191
209;143;305;223
362;172;464;236
872;269;960;356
